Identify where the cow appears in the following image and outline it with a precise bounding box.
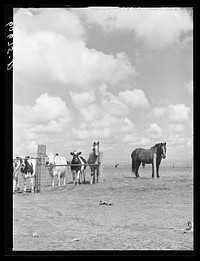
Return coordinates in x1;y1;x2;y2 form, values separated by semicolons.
70;151;87;186
13;157;22;193
46;153;67;186
20;156;37;193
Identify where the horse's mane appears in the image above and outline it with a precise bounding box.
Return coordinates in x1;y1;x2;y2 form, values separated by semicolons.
151;143;162;149
150;143;164;156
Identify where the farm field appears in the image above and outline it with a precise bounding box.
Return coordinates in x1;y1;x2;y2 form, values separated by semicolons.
13;163;193;251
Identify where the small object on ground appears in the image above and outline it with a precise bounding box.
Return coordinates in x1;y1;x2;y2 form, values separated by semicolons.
71;238;80;242
32;232;39;237
99;200;113;206
115;164;119;168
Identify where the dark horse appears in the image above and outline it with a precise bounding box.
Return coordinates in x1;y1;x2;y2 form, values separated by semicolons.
87;141;100;184
131;142;166;178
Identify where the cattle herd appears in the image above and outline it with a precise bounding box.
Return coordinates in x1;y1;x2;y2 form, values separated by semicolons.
13;142;101;193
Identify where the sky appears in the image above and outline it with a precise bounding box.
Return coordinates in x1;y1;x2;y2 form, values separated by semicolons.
13;7;193;163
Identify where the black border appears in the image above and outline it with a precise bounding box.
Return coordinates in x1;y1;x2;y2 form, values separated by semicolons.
4;2;197;257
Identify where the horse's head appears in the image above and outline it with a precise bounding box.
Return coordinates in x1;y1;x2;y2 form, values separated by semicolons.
93;141;100;156
158;142;166;159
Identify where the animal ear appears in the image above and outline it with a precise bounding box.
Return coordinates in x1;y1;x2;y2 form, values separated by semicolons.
97;141;99;145
70;152;73;155
78;152;81;155
93;142;96;146
164;142;166;145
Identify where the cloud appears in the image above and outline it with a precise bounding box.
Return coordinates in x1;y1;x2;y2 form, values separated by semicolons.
146;123;163;138
152;103;190;122
119;89;149;108
69;90;96;108
69;83;150;122
77;7;193;50
72;114;135;141
13;93;72;156
14;9;136;89
14;8;85;40
29;93;71;124
168;123;185;133
168;104;190;122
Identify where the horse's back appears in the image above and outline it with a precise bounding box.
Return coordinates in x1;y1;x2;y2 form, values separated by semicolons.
131;148;153;163
131;148;145;158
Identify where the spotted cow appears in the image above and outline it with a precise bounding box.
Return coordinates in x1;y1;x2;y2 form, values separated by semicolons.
70;151;87;185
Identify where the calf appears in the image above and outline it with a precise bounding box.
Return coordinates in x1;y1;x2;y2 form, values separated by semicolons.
70;151;86;185
46;154;67;186
20;157;37;193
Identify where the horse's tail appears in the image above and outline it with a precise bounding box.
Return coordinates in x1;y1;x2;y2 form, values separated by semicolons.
131;153;135;173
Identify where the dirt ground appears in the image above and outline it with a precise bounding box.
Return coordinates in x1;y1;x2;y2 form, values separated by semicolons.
13;164;193;251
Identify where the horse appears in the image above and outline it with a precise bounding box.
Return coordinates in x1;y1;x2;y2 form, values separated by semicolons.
87;141;100;184
131;142;166;178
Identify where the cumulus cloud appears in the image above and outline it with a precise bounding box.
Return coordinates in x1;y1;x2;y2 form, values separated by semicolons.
69;82;150;123
72;114;135;140
152;103;190;122
14;8;85;39
13;93;72;155
99;84;149;116
146;123;163;138
168;123;185;133
14;9;136;89
119;89;149;108
29;93;71;124
69;90;96;108
168;104;190;122
76;7;192;49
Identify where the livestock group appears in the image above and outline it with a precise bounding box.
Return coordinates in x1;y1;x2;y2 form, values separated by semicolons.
13;141;101;193
13;141;167;193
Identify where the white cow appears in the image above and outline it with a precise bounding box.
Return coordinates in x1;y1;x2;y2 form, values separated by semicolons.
13;157;21;193
46;154;67;186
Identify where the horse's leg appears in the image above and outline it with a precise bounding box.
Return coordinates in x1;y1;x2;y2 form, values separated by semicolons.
93;168;96;184
152;153;157;178
96;166;99;183
131;158;136;174
156;161;161;178
90;167;94;184
135;162;141;178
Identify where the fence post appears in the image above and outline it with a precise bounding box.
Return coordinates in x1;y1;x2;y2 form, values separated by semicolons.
99;152;103;181
35;145;46;193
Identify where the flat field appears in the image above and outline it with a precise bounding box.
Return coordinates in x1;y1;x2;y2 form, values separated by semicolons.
13;163;193;251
